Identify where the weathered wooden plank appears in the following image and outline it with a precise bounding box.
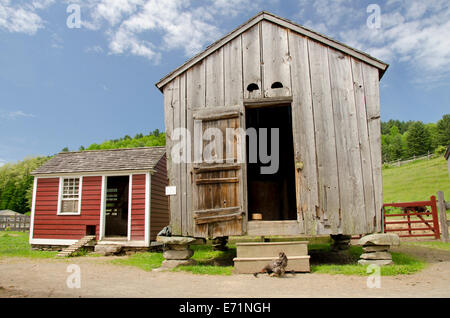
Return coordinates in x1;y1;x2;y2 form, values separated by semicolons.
186;78;194;237
261;20;291;98
351;58;377;233
163;80;181;235
193;164;241;173
437;191;449;242
288;32;318;235
172;77;182;237
247;221;303;236
205;47;224;108
362;62;383;233
224;36;244;106
328;47;366;235
243;96;292;108
242;23;262;99
194;106;241;121
196;178;239;185
187;60;206;109
179;73;189;237
195;212;243;225
308;39;340;234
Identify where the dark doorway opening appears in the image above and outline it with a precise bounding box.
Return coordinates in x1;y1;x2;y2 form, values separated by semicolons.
245;105;297;221
105;176;129;237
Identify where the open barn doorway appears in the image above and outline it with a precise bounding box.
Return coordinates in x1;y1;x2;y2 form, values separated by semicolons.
105;176;129;238
245;105;297;221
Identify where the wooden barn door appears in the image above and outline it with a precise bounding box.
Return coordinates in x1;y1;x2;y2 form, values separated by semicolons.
192;106;245;238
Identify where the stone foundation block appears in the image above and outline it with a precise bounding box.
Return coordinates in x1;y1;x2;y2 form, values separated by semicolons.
163;248;194;260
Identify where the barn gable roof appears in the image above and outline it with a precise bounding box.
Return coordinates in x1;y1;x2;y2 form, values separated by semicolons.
31;147;166;175
156;11;389;91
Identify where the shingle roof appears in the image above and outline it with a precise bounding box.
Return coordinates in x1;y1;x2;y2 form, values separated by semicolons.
0;210;22;216
31;147;166;175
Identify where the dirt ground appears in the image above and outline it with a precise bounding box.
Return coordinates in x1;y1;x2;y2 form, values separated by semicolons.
1;245;450;298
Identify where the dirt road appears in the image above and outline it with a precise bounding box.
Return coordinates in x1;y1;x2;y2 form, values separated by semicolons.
1;245;449;298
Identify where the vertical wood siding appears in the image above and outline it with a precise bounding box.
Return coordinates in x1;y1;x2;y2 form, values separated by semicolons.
150;155;170;241
163;20;383;236
33;177;102;240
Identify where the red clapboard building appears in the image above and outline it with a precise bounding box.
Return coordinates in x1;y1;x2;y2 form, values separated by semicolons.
29;147;168;248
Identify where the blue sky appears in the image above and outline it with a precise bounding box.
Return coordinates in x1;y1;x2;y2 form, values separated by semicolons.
1;0;449;165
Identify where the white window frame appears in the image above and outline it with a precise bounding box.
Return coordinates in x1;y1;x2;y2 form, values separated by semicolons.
57;176;83;216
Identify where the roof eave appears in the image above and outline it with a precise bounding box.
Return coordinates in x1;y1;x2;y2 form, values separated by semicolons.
31;168;156;177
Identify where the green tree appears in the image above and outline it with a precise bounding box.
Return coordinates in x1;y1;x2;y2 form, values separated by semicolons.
436;114;450;147
406;121;431;157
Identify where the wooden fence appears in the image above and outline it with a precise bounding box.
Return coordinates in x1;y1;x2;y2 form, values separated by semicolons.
383;192;450;242
0;215;30;232
384;153;434;167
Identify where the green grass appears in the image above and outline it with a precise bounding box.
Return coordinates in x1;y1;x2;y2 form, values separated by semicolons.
309;244;425;276
111;242;426;277
171;245;235;276
0;231;57;258
382;156;450;203
405;241;450;252
110;245;235;275
110;252;164;271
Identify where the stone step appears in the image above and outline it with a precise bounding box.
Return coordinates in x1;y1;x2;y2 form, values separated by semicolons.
233;256;311;274
236;241;308;258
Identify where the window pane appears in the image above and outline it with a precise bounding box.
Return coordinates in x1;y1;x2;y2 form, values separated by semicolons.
61;200;78;213
60;178;80;213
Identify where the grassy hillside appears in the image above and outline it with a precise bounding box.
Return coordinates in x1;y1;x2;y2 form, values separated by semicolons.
382;156;450;203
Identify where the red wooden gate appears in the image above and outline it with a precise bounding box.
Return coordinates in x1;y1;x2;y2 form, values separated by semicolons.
383;196;441;239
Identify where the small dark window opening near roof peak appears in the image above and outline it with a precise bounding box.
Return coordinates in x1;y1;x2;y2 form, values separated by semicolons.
271;82;283;89
247;83;259;92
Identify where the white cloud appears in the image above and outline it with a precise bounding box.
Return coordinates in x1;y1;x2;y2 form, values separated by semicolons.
0;0;53;34
0;110;35;119
79;0;260;62
84;45;104;53
297;0;450;83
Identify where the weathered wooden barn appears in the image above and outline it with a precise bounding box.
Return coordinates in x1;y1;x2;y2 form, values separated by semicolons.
29;147;168;248
156;11;388;239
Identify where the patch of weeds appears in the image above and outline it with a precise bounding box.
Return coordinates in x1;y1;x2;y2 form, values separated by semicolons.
0;231;57;258
111;252;164;271
70;248;90;257
309;244;425;276
172;244;236;276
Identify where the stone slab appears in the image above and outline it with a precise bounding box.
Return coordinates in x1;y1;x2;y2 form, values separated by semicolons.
157;236;198;245
358;259;394;266
163;249;194;260
360;252;392;260
94;245;122;256
363;245;390;253
156;236;205;246
358;234;400;247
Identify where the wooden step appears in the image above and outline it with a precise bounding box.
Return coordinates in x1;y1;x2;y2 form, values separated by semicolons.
233;256;310;274
236;241;308;258
233;241;310;274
